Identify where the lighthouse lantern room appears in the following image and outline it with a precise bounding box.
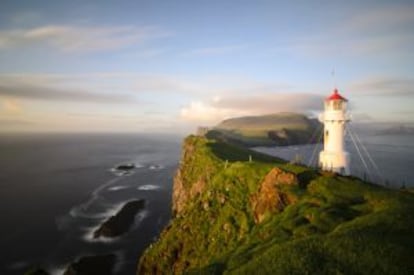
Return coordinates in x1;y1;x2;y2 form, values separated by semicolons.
319;88;350;175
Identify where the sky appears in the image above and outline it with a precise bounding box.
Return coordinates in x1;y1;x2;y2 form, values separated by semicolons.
0;0;413;133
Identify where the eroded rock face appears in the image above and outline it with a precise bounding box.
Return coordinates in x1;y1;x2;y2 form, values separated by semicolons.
173;169;207;216
172;140;211;216
250;167;299;223
172;168;186;215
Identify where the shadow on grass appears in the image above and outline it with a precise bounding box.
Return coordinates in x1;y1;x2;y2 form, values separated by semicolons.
207;141;283;163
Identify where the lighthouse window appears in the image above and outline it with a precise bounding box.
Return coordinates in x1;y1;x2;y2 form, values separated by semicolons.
333;101;342;110
325;130;329;142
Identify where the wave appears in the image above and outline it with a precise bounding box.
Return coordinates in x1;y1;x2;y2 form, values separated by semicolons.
149;164;164;170
107;185;129;191
138;184;161;191
67;177;121;219
48;266;66;275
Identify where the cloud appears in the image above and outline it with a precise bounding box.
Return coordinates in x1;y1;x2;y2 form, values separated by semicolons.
290;4;414;58
180;93;323;123
350;77;414;97
1;98;22;113
180;101;245;122
0;119;34;127
0;74;137;104
133;74;210;94
344;4;414;33
0;25;171;52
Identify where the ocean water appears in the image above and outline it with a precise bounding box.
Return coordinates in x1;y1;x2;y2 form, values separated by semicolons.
254;133;414;188
0;133;182;275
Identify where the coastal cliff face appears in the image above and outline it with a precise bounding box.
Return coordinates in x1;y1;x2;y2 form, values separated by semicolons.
138;136;414;275
172;138;220;216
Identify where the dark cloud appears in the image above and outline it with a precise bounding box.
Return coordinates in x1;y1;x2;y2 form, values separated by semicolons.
0;82;136;104
350;77;414;97
212;93;324;114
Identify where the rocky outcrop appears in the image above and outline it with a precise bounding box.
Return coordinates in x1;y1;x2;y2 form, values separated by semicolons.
250;167;299;223
93;199;145;238
63;254;115;275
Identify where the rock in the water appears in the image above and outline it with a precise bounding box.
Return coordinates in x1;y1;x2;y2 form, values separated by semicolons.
93;199;145;238
63;254;115;275
24;267;50;275
115;163;135;171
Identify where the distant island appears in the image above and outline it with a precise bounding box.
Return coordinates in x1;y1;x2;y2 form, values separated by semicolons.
205;112;322;147
377;125;414;136
138;135;414;274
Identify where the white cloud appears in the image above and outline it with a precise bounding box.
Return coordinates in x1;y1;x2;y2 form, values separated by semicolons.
0;25;171;52
180;93;323;124
180;101;246;123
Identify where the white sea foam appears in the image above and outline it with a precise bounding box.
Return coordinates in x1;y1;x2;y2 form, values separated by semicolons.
48;266;66;275
149;164;164;170
81;225;121;243
113;250;125;274
67;177;121;219
138;184;161;190
134;209;149;224
134;163;145;168
108;185;129;191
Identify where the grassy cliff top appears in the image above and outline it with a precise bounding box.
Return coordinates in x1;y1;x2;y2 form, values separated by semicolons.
138;136;414;275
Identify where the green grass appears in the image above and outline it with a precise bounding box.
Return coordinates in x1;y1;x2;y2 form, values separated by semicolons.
206;112;322;147
138;136;414;275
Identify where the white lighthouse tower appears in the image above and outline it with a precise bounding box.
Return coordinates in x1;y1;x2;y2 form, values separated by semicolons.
319;88;350;175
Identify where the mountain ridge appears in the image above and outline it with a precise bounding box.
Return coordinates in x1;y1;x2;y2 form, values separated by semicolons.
206;112;321;147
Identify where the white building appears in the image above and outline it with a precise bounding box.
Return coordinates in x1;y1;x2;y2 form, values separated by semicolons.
319;88;350;175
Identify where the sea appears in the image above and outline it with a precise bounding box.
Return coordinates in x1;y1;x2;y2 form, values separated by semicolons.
254;133;414;188
0;132;413;275
0;133;182;275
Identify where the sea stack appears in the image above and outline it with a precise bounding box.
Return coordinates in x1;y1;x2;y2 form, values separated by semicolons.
319;88;350;175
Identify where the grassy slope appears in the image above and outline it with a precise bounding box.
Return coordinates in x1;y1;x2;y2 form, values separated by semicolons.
209;113;321;147
138;136;414;275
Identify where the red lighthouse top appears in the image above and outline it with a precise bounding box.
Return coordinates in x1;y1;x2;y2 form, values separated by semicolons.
326;88;347;101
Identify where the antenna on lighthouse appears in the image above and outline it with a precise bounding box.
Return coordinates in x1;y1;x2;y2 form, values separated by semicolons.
331;68;337;89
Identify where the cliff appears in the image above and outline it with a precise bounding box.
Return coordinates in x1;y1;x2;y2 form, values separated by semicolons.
138;136;414;274
206;112;321;147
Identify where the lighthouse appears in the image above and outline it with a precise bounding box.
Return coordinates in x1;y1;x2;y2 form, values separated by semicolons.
319;88;350;175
